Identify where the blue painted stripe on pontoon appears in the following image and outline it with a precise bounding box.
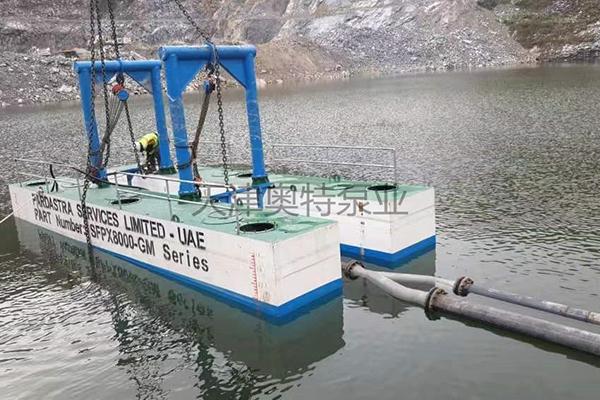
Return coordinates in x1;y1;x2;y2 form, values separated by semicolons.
340;235;436;268
96;246;342;324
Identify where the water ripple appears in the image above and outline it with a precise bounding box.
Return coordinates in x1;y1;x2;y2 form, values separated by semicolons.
1;65;600;399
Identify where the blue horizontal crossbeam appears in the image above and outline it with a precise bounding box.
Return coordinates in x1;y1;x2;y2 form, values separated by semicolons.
74;59;174;177
74;59;162;72
160;45;256;60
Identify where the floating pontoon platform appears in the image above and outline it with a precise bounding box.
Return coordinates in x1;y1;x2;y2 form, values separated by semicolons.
115;164;436;267
10;44;435;325
9;178;342;321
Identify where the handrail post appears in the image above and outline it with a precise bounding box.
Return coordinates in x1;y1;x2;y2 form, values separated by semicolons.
76;176;82;200
165;179;173;220
232;188;240;235
392;148;398;184
114;173;122;210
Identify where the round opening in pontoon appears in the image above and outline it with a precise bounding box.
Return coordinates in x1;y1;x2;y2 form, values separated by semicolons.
367;184;397;191
239;222;276;233
110;197;140;205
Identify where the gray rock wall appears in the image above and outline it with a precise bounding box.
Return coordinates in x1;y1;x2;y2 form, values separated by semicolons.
1;0;536;105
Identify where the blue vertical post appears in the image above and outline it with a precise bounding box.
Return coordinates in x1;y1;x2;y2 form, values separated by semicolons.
164;54;197;198
160;45;271;203
150;65;175;174
244;53;267;181
243;52;269;207
77;67;106;182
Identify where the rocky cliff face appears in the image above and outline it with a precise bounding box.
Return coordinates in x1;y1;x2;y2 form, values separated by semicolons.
2;0;593;106
0;0;532;66
490;0;600;62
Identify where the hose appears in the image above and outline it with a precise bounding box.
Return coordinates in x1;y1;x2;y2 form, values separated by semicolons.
344;262;600;357
376;269;600;326
466;282;600;326
430;291;600;356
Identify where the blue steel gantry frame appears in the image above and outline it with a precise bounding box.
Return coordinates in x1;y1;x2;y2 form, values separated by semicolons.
159;45;270;205
74;60;175;181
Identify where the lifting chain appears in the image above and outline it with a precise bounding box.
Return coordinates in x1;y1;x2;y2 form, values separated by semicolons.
215;63;229;186
99;0;118;169
213;63;229;185
171;0;212;42
106;0;143;173
81;0;100;262
106;0;121;59
82;0;139;261
123;102;143;171
94;0;113;170
171;0;230;186
190;75;213;181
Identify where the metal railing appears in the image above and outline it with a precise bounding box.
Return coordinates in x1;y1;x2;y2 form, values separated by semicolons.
108;171;242;234
267;143;398;184
14;158;85;199
13;158;243;234
16;171;84;199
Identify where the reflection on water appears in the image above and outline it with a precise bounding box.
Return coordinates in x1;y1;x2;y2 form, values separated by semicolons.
343;254;436;318
2;65;600;399
4;219;344;399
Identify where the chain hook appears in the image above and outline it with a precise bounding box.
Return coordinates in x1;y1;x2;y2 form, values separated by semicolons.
116;72;125;85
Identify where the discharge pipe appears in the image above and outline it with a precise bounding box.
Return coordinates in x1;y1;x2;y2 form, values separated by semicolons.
343;262;600;357
453;276;600;326
376;271;600;326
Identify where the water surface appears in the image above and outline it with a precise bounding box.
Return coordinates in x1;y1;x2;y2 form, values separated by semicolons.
1;64;600;399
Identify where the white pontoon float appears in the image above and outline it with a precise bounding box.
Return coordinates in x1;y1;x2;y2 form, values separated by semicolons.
112;45;436;267
10;44;434;321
